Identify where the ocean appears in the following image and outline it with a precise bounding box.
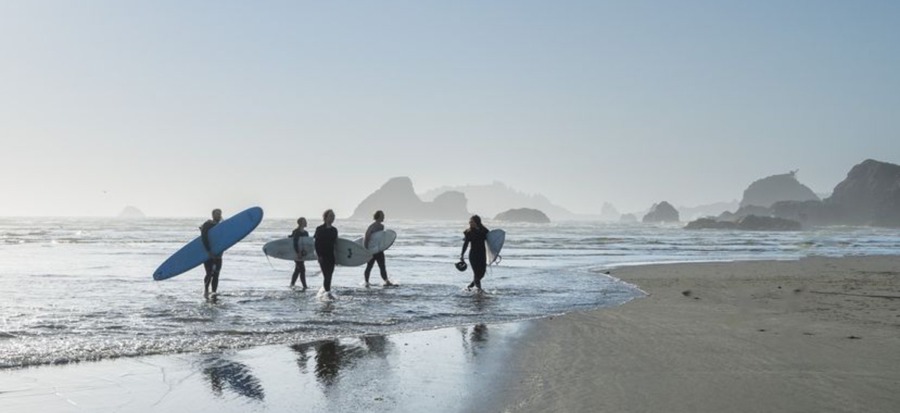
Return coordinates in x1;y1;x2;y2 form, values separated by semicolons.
1;217;898;369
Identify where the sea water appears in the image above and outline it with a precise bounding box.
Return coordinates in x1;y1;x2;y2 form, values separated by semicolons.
1;217;898;369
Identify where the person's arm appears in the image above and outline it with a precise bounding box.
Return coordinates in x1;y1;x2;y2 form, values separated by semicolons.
460;232;470;260
201;221;213;254
363;225;373;249
292;230;301;255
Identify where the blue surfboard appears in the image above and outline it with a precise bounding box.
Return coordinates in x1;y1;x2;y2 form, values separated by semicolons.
153;207;264;281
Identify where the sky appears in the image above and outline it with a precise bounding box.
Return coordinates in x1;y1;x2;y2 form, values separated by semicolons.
1;1;898;218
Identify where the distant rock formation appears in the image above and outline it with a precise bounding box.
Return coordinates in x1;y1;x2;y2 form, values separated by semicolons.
421;181;575;220
698;159;900;228
599;202;621;221
826;159;900;226
769;200;842;227
642;201;679;223
495;208;550;224
718;205;772;222
619;213;638;224
685;215;801;231
678;200;740;222
117;206;145;219
740;171;819;208
351;177;470;220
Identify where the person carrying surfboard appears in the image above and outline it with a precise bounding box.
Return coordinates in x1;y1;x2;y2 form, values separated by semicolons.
460;215;490;292
201;208;223;297
363;210;393;286
290;217;309;289
314;209;338;298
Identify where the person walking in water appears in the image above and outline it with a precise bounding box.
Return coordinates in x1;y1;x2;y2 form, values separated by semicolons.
290;217;309;290
201;208;223;297
363;210;393;286
314;209;338;298
460;215;489;292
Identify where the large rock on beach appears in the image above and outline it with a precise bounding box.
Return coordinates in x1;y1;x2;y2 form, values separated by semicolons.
494;208;551;223
642;201;680;223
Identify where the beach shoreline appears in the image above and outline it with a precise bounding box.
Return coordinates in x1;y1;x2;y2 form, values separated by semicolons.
3;256;899;412
490;255;900;413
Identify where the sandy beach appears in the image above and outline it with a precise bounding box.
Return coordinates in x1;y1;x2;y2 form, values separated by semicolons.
2;256;899;412
493;256;900;412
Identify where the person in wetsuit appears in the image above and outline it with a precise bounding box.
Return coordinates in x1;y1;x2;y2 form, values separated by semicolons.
201;208;223;297
460;214;489;292
314;209;338;297
363;210;393;286
290;217;309;289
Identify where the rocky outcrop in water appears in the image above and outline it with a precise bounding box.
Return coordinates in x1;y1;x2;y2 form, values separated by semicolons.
421;181;576;220
825;159;900;227
685;215;801;231
495;208;551;223
619;213;638;224
642;201;679;223
696;159;900;228
350;177;470;220
117;206;145;219
740;171;819;208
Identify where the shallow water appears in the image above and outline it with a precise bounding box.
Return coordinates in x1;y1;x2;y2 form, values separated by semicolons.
1;217;897;368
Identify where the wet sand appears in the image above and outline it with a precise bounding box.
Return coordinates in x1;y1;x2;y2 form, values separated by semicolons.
3;256;899;412
0;323;527;412
493;256;900;413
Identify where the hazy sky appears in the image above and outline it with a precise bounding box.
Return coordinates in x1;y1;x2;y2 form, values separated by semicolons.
2;1;898;218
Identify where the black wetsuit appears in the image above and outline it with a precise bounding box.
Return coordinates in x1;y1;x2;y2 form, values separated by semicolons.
363;222;387;283
290;228;309;288
462;226;489;290
314;224;338;292
201;219;222;293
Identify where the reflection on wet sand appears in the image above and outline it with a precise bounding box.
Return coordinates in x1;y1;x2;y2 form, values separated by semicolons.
201;356;265;401
460;324;489;358
290;334;391;388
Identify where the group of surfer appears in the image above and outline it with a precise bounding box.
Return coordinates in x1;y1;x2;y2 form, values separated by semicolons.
199;208;492;299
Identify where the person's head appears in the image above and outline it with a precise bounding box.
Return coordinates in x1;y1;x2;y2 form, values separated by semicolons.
469;215;482;230
322;209;335;225
212;209;222;223
373;210;384;222
297;217;307;228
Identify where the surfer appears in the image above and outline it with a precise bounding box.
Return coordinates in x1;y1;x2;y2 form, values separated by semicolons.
290;217;309;289
460;215;490;292
201;208;223;297
363;210;393;286
314;209;338;298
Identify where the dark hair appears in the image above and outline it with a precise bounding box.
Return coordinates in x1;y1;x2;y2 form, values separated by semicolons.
470;215;487;232
297;217;307;226
374;210;384;220
323;209;334;220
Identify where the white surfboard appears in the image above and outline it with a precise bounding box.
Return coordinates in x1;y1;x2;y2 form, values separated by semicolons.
262;236;317;261
352;229;398;254
486;229;505;266
335;238;372;266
